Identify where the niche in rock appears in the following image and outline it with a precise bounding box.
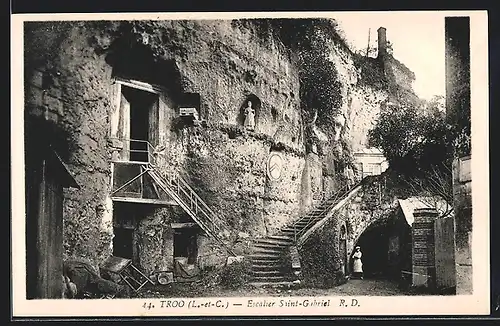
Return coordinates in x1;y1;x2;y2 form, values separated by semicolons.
106;41;183;99
271;107;279;122
178;92;202;125
238;94;261;131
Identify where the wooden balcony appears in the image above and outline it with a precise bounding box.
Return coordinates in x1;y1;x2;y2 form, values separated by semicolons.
111;161;178;206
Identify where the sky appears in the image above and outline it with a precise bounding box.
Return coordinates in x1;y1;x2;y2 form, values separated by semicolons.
334;12;446;101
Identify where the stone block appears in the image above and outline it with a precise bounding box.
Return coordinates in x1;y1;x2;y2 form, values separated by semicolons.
30;70;44;88
109;138;124;149
43;94;64;116
237;232;249;239
48;87;63;99
226;255;244;266
45;109;59;124
26;87;44;106
459;157;471;183
27;105;44;118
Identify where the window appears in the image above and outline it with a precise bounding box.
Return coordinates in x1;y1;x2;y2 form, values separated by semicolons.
368;163;381;175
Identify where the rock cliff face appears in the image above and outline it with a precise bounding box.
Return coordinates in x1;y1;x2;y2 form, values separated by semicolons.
24;19;394;273
327;43;388;152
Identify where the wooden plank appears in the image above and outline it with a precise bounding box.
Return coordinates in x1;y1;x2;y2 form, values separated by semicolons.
111;160;149;165
101;256;132;274
46;176;64;298
111;197;178;206
171;223;199;229
37;160;48;298
115;77;164;94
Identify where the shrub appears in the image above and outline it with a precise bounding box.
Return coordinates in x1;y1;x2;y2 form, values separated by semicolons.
278;249;294;281
219;259;252;289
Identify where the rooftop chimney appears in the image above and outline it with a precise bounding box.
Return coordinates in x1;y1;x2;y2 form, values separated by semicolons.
377;27;387;56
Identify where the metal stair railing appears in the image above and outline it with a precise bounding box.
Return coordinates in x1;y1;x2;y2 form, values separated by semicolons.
110;138;236;256
292;183;355;243
146;167;236;256
165;171;234;234
145;140;236;256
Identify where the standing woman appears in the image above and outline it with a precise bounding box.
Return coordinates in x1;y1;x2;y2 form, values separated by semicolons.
352;246;364;279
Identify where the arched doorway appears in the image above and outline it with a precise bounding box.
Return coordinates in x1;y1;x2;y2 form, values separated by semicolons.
339;224;348;276
352;220;391;279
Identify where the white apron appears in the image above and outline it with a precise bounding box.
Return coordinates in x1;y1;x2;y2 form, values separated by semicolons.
353;251;363;273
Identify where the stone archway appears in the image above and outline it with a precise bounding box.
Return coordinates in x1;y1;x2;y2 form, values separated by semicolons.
349;216;392;279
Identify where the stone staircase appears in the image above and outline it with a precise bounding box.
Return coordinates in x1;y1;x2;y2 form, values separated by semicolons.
249;187;350;284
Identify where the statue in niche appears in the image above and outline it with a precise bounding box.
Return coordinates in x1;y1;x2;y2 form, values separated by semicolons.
333;113;346;142
243;100;255;131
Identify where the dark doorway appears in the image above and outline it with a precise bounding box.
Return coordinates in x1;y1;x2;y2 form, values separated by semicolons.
122;85;157;162
113;227;134;259
112;202;139;260
353;222;390;279
173;228;199;265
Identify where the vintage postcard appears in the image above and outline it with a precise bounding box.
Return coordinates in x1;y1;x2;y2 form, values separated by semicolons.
11;10;490;318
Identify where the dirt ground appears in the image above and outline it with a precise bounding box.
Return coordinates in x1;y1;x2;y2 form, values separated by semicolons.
133;278;420;299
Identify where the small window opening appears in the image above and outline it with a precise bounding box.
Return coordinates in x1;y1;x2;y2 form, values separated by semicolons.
173;228;198;265
179;93;201;123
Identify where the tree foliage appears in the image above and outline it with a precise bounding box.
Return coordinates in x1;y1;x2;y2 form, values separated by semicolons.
368;102;453;178
368;100;458;217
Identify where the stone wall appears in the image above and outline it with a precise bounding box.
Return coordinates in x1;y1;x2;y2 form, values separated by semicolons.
25;22;118;266
327;43;388;153
452;156;472;294
24;20;309;272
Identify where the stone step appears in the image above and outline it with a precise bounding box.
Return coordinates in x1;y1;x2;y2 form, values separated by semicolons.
293;223;313;228
250;260;281;267
249;254;282;261
251;270;283;277
280;227;300;233
249;281;296;287
268;235;294;241
294;218;322;227
252;246;284;255
251;275;287;282
253;241;289;249
251;263;282;270
255;238;293;246
304;212;326;219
